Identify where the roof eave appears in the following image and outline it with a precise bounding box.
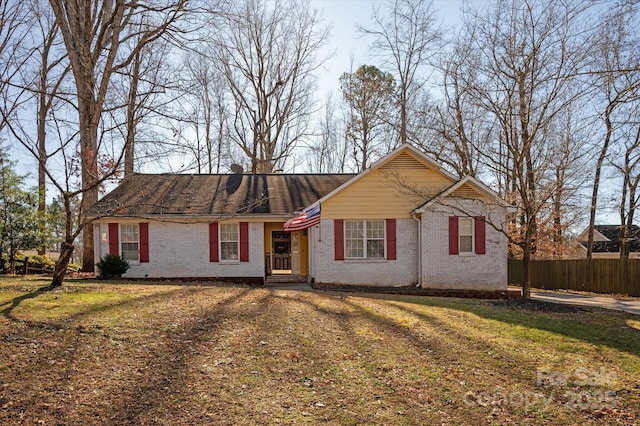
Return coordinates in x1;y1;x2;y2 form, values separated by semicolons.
415;176;513;213
92;213;295;222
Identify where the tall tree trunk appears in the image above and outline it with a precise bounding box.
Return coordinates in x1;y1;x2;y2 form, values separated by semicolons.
552;168;563;258
521;239;532;299
50;194;79;288
78;94;99;272
587;110;613;259
50;241;74;288
399;90;407;145
36;25;56;256
37;96;47;255
124;49;142;177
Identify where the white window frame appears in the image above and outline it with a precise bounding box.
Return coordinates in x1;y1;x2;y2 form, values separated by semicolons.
344;220;385;259
120;223;140;263
219;223;240;262
459;217;474;254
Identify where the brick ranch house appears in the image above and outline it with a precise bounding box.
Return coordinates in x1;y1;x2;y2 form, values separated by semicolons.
87;144;510;291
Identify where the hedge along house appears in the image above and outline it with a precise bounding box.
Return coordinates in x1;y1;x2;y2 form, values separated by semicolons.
88;144;510;291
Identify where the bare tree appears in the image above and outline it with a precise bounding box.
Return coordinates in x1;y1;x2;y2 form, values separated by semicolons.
0;1;33;132
612;119;640;260
417;33;492;178
0;0;67;257
340;64;395;172
358;0;443;146
306;92;348;173
48;0;189;271
449;0;595;298
4;88;127;287
537;106;592;259
105;38;175;177
27;0;70;255
169;50;232;173
0;1;34;152
585;1;640;259
212;0;329;173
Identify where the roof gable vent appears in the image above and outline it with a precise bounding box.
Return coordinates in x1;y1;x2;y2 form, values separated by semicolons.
450;182;483;199
380;152;427;170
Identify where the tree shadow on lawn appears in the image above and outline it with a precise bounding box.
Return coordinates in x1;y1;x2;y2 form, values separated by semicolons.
303;293;538;366
359;293;640;359
0;285;53;320
102;289;474;425
1;283;206;326
276;290;557;371
0;287;255;424
103;288;261;424
261;291;462;424
3;284;637;424
266;291;599;424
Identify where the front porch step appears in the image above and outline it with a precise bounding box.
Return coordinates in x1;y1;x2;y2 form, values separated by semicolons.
265;274;308;285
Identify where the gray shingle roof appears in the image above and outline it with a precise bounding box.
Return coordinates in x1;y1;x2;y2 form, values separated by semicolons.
589;225;640;253
87;173;355;218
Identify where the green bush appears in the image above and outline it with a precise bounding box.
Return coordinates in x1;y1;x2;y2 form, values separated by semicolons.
96;254;130;279
28;255;55;267
66;263;81;273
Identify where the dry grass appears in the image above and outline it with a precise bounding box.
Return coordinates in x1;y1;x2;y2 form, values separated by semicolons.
1;276;639;425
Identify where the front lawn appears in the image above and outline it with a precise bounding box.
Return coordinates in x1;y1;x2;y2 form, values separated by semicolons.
1;277;639;425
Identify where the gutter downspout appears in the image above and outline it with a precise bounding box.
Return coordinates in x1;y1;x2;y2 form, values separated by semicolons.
412;214;422;287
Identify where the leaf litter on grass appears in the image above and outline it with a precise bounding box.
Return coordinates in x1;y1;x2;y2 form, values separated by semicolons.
0;279;638;425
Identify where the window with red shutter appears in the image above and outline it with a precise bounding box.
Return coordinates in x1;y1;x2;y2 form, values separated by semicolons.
209;223;219;262
474;216;486;255
139;223;149;262
386;219;396;260
239;222;249;262
108;223;119;256
334;219;344;260
448;216;459;254
449;215;486;255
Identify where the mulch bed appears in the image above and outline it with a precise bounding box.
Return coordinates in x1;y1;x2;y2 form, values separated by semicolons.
311;283;522;299
491;298;590;314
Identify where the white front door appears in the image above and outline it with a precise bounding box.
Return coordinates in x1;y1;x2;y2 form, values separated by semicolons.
291;232;300;274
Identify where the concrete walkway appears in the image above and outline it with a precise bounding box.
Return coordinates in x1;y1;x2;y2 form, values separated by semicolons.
532;290;640;316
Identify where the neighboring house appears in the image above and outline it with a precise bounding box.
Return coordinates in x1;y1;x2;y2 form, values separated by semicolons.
88;144;510;291
575;225;640;259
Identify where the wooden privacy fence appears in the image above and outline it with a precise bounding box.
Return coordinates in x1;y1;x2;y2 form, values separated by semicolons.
3;257;54;275
508;259;640;296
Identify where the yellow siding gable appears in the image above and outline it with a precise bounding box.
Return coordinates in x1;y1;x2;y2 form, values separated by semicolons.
322;151;455;219
450;182;486;200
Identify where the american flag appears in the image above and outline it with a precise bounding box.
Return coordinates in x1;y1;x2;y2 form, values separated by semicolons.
284;204;321;232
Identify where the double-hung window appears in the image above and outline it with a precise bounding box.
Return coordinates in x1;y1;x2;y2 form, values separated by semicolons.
220;223;239;261
344;220;385;259
120;224;140;262
459;217;474;253
449;216;486;255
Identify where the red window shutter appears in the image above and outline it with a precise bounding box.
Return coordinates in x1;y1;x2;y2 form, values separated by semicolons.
239;222;249;262
386;219;397;260
108;223;119;256
334;219;344;260
139;223;149;262
448;216;459;255
475;216;486;255
209;222;219;262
